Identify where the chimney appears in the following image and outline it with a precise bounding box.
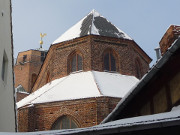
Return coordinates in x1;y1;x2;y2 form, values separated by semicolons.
154;47;161;60
159;25;180;56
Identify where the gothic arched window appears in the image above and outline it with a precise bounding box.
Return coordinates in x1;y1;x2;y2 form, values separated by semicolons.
51;115;79;130
68;52;83;73
135;59;142;79
103;51;116;72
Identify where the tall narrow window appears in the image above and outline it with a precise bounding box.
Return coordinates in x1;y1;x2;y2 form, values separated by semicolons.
69;53;83;73
51;115;79;130
1;51;8;82
23;55;27;62
72;56;76;72
104;51;116;72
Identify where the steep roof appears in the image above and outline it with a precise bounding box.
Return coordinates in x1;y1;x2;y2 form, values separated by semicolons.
17;71;138;108
53;10;132;44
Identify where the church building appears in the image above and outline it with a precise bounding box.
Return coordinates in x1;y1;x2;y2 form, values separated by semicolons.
16;10;151;132
14;48;47;101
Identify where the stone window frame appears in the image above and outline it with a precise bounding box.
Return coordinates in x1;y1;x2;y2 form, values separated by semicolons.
67;50;83;74
102;48;118;72
51;115;79;130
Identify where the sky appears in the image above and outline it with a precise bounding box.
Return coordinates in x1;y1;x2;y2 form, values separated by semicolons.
12;0;180;66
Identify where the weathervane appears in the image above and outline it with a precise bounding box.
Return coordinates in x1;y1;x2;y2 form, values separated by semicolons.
39;33;47;48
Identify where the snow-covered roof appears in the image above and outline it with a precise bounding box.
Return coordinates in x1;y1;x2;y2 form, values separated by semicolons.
17;71;138;108
15;85;29;94
53;9;132;44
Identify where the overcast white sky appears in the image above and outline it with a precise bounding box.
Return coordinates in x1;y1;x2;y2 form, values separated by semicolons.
12;0;180;65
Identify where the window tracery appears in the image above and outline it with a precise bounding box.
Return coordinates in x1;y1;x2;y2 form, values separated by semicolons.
68;51;83;73
51;115;79;130
103;49;117;72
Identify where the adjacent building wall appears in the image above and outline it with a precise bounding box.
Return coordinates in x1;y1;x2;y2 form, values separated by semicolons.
115;47;180;119
0;0;16;132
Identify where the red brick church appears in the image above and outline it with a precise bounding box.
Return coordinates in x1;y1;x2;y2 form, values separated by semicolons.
15;10;151;132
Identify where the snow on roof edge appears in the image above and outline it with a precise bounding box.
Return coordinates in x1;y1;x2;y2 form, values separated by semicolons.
17;71;138;109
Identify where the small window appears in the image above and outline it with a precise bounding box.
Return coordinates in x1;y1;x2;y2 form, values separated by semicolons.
51;115;79;130
69;53;83;73
104;51;116;71
23;55;27;62
1;51;8;82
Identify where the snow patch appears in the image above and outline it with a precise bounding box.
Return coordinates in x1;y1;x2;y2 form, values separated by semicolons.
171;105;180;111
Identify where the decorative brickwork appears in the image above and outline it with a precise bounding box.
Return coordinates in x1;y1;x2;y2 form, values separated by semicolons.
18;97;120;132
17;35;151;132
32;35;151;92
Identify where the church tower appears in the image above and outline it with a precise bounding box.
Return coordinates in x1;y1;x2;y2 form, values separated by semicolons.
14;49;47;94
17;10;152;132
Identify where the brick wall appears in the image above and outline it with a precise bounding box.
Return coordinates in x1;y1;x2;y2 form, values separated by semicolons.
14;50;45;93
159;25;180;55
16;92;29;102
18;107;29;132
32;35;151;92
18;97;120;132
17;35;151;132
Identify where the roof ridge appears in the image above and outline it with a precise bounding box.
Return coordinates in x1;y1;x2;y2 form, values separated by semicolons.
52;10;132;44
89;11;94;35
91;71;103;96
17;74;71;108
